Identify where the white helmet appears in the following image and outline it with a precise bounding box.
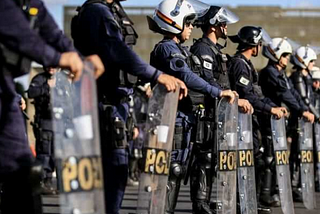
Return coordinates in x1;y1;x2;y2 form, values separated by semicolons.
262;37;292;62
148;0;210;35
292;46;317;69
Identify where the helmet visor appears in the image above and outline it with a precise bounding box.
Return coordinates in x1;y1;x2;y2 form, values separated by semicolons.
215;7;239;24
171;0;210;18
286;38;301;51
257;28;272;45
310;45;320;55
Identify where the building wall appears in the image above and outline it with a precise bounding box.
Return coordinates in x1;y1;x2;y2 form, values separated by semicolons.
64;6;320;70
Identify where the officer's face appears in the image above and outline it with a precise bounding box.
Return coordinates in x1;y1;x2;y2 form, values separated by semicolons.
218;23;227;39
308;60;315;71
181;21;193;42
279;53;290;68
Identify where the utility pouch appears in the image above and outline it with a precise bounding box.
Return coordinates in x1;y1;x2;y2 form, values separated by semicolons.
111;117;127;149
173;126;183;150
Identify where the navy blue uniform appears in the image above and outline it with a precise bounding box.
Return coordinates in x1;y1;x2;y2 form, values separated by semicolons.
151;39;221;98
150;38;222;213
72;2;162;213
189;36;233;211
229;54;277;113
229;53;281;206
259;64;307;118
0;0;74;213
190;36;226;89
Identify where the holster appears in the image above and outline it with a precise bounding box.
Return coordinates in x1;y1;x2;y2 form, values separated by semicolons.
103;104;128;149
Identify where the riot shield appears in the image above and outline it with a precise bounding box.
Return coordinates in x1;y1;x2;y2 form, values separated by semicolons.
136;84;180;214
298;118;316;209
214;97;238;214
237;112;257;214
270;117;294;214
315;122;320;192
52;62;105;214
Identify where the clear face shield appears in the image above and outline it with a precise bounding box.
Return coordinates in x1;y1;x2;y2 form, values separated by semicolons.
171;0;210;18
255;28;272;46
211;7;239;25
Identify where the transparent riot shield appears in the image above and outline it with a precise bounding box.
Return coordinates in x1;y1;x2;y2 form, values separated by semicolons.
136;84;180;214
215;97;238;214
237;112;257;214
52;62;105;214
298;118;316;209
315;122;320;192
270;117;294;214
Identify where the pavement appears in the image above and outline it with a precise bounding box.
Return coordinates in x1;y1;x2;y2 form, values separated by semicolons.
41;184;320;214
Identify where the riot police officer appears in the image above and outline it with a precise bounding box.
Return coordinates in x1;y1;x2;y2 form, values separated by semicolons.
290;46;319;120
259;37;315;205
147;1;237;213
189;6;253;214
228;26;287;208
289;46;319;201
109;0;141;186
0;0;104;213
71;0;187;213
28;67;58;194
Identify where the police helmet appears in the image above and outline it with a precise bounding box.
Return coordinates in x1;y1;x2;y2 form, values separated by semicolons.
194;6;239;27
147;0;210;35
229;26;271;47
262;37;292;62
291;46;317;69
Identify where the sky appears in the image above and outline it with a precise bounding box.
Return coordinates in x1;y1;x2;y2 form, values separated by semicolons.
43;0;320;29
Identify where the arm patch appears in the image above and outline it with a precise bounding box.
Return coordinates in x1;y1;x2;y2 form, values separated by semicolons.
203;61;212;70
239;76;250;86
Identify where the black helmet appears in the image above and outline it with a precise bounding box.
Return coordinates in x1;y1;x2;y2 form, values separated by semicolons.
229;26;271;47
194;6;239;27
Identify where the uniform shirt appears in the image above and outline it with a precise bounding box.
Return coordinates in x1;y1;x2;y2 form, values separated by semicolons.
150;39;222;100
0;0;74;68
190;36;230;116
190;36;228;90
259;63;307;117
228;53;277;114
73;2;161;102
0;0;74;176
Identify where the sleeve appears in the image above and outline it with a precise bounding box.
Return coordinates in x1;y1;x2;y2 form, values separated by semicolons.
166;55;221;98
229;59;273;113
287;77;308;112
34;0;75;52
28;74;50;99
190;44;222;89
267;70;304;116
0;0;61;67
290;73;318;118
81;5;162;82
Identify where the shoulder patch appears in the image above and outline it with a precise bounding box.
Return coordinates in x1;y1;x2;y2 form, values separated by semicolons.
201;55;213;62
175;59;185;68
203;61;212;70
239;76;250;86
